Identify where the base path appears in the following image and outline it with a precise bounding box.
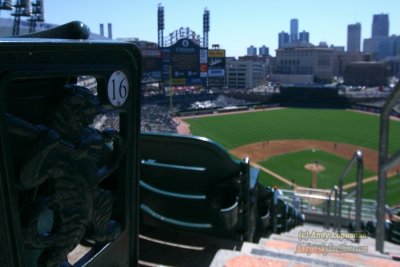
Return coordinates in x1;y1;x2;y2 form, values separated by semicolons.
230;140;400;189
173;118;191;135
251;162;298;187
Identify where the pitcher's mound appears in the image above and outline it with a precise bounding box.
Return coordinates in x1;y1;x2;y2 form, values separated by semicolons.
305;163;325;173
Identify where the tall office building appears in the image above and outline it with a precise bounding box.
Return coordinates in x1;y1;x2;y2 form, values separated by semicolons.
290;18;299;42
299;30;309;43
259;45;269;57
347;23;361;52
364;36;400;61
372;14;389;38
247;45;257;56
278;31;290;48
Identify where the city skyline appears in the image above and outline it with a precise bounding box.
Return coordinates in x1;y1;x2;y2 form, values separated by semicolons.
1;0;399;57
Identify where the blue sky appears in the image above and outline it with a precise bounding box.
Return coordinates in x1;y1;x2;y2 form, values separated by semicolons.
3;0;399;57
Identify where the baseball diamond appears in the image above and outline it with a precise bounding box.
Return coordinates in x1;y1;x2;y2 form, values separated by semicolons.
179;108;400;205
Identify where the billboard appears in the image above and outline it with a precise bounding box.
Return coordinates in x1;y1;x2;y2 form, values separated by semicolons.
208;49;226;88
162;38;206;86
136;42;162;83
161;48;171;83
208;49;225;72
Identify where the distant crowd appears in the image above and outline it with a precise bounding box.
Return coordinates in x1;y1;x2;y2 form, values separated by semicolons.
140;94;252;134
141;105;178;133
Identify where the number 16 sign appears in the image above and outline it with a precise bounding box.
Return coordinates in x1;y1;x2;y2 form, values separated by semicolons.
108;71;129;107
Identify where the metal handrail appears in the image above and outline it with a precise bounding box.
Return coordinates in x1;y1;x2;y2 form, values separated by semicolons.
326;186;338;230
272;187;278;233
337;150;363;240
376;81;400;253
279;189;376;223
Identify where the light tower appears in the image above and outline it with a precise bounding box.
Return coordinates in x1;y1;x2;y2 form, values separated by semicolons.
0;0;13;15
203;8;210;48
12;0;32;36
157;4;164;47
28;0;44;33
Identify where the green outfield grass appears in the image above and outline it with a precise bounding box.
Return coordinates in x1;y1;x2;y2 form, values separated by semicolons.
184;108;400;204
185;108;400;154
259;149;375;189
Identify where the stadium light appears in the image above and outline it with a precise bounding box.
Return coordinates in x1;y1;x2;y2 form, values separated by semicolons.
0;0;13;10
202;8;210;48
157;4;164;47
12;0;33;36
29;0;45;33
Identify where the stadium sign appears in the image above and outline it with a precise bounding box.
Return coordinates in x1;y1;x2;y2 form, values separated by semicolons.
161;38;205;86
138;42;162;83
207;49;226;88
200;49;208;64
208;50;225;58
208;69;225;77
167;27;201;45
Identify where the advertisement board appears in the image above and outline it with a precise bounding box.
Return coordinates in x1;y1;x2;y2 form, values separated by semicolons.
164;38;204;86
208;49;226;88
137;42;162;83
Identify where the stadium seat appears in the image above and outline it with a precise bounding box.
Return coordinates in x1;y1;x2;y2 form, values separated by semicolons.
0;29;141;266
389;221;400;244
139;132;259;241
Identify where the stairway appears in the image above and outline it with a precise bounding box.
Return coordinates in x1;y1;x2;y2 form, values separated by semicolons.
210;223;400;267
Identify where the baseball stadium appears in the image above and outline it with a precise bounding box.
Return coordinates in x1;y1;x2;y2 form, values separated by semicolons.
136;5;400;266
2;2;400;267
137;86;400;266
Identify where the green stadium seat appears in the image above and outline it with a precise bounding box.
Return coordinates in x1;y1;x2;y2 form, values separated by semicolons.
0;24;142;266
389;221;400;244
139;132;259;241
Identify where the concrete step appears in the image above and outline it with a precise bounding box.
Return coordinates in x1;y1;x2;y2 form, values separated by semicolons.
210;223;400;267
210;238;400;267
210;249;324;267
265;224;400;254
272;233;400;259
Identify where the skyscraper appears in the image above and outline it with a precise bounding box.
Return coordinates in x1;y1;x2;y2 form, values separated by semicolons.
372;14;389;38
278;31;289;48
290;18;298;42
299;30;309;43
259;45;269;57
347;23;361;52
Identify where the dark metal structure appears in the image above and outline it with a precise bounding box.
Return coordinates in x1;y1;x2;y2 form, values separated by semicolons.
28;0;44;33
12;0;32;36
0;21;142;266
157;4;164;47
376;81;400;252
203;8;210;48
0;0;13;10
337;150;363;238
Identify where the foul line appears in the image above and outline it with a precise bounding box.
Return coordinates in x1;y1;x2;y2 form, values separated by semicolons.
251;162;297;187
252;162;397;191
